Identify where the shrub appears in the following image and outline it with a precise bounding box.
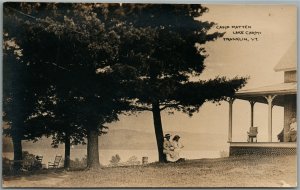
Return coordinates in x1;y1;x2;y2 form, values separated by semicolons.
22;151;42;170
110;154;121;166
70;155;87;168
3;151;42;175
2;157;12;175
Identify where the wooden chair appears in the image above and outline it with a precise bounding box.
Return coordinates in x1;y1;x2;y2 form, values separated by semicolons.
247;126;258;142
48;155;62;168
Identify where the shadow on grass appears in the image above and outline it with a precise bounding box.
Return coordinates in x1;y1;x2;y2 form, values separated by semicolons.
3;168;67;180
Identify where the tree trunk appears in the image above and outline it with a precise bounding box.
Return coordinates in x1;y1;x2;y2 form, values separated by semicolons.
12;134;22;171
151;100;166;163
87;128;100;169
64;132;71;169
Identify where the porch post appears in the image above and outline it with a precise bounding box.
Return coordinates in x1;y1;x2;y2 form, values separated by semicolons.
264;95;277;142
228;98;235;142
249;101;256;127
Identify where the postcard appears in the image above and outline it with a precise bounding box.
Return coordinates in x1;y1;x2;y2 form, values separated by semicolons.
2;2;297;188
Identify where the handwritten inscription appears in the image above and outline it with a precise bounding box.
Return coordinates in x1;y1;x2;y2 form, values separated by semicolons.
215;25;262;42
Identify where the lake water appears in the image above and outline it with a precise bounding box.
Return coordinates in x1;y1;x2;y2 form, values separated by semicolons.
3;148;222;166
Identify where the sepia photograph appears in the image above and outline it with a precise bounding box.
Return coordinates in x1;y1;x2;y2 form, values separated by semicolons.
1;2;297;188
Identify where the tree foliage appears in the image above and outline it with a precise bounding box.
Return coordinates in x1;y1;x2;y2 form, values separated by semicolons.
115;4;247;162
117;4;246;113
3;3;135;168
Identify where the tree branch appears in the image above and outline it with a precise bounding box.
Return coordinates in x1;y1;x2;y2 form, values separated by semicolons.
7;6;36;19
159;103;180;111
50;62;70;71
133;105;152;111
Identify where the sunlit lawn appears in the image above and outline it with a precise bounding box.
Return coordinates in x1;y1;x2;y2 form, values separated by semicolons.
3;155;297;188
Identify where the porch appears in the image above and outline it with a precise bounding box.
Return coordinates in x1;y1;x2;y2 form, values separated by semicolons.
229;142;297;156
227;83;297;156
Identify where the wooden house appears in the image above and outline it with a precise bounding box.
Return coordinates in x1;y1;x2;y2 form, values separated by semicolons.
228;42;297;156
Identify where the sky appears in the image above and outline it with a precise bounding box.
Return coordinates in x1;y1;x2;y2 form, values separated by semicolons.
105;4;297;150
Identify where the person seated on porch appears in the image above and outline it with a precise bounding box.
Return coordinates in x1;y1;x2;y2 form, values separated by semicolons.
288;118;297;142
247;126;258;142
277;129;284;142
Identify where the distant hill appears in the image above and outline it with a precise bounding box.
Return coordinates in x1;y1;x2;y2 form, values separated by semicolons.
2;136;54;152
163;130;227;150
101;129;227;150
2;129;227;152
99;129;157;150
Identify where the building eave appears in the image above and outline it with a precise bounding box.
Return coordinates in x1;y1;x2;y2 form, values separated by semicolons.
235;82;297;97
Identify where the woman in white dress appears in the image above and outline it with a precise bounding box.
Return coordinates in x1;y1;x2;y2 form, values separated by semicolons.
167;135;184;162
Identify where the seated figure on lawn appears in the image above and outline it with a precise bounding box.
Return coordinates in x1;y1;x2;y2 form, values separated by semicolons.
163;134;174;161
163;134;185;163
169;135;185;162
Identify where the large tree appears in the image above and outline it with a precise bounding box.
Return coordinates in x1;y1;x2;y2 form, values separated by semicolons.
117;4;248;162
3;7;50;170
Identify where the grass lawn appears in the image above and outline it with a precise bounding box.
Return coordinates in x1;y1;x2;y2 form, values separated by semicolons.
2;154;297;188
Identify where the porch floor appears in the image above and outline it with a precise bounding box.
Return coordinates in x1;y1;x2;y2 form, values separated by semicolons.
229;142;297;156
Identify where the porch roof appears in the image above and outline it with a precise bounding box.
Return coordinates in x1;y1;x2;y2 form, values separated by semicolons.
234;82;297;106
236;82;296;97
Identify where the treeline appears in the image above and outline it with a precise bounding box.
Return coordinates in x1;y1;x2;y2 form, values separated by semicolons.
3;3;247;170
